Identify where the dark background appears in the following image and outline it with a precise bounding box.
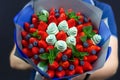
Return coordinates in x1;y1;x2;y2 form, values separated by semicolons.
0;0;119;80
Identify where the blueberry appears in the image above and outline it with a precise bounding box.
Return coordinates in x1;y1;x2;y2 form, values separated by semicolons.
30;24;34;28
28;44;33;49
33;41;38;46
80;60;84;66
83;42;89;48
55;9;59;13
55;13;60;18
39;48;45;53
58;66;63;71
62;55;68;61
91;50;97;55
34;55;39;59
69;65;75;70
25;34;31;40
78;21;82;25
84;17;89;23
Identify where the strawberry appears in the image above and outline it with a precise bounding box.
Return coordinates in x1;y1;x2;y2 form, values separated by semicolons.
67;18;76;28
76;44;84;52
32;17;38;28
38;31;48;40
46;45;54;52
32;14;38;19
38;40;48;48
32;58;40;65
21;40;29;47
82;61;93;71
48;15;57;24
76;36;82;44
61;61;70;69
87;55;98;63
57;13;66;23
29;28;37;33
63;48;72;58
22;48;33;57
72;58;79;66
66;69;75;76
21;31;28;39
76;12;82;16
56;31;67;41
77;24;84;33
59;8;65;14
86;39;94;46
29;37;37;43
38;21;48;31
87;45;101;53
47;70;55;78
83;22;92;27
93;29;98;34
24;22;30;31
56;70;65;78
83;56;88;61
68;9;73;13
49;61;59;70
79;15;84;23
75;66;83;74
56;52;63;61
49;8;55;16
32;47;39;55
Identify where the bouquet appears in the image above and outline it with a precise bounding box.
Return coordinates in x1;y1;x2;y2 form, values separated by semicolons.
14;0;111;79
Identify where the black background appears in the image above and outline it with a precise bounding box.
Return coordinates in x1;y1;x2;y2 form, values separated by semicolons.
0;0;119;80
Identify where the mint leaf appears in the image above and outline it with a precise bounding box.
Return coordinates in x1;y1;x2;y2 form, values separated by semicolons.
80;35;87;42
39;61;48;67
38;15;48;22
66;11;79;21
39;53;49;60
83;26;92;34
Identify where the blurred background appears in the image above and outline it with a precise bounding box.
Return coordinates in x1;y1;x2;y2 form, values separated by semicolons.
0;0;119;80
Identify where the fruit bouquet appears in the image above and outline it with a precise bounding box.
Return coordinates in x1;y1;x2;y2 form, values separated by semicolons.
14;0;111;79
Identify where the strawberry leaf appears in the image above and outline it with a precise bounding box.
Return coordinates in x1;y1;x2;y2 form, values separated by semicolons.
80;35;87;42
71;45;88;60
39;53;49;60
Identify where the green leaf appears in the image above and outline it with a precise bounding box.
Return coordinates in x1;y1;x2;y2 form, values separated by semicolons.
88;31;96;38
38;15;48;22
39;53;49;60
66;11;79;21
80;35;87;42
83;26;92;34
38;61;48;67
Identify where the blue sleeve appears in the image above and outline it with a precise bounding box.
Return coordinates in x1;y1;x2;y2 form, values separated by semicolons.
94;0;118;37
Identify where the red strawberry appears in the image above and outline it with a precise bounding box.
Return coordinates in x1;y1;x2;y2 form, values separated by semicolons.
38;40;48;48
56;52;63;61
49;61;59;70
87;45;101;53
48;15;57;24
38;21;48;31
56;70;65;78
75;66;83;74
87;55;98;63
72;58;79;66
24;22;30;31
49;8;55;16
76;44;84;52
67;18;76;28
86;39;94;46
76;12;82;16
32;17;38;28
77;24;84;33
32;14;38;19
47;70;55;78
63;48;72;58
21;31;28;39
29;37;37;44
82;61;93;71
78;32;85;37
61;61;70;69
29;28;37;33
59;8;65;14
32;58;40;65
79;15;84;23
83;22;92;27
56;31;67;41
57;13;66;23
93;29;98;34
46;45;54;52
21;40;29;47
66;69;75;76
38;31;48;40
22;48;33;57
32;47;39;55
83;56;88;61
76;36;82;44
68;9;73;13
